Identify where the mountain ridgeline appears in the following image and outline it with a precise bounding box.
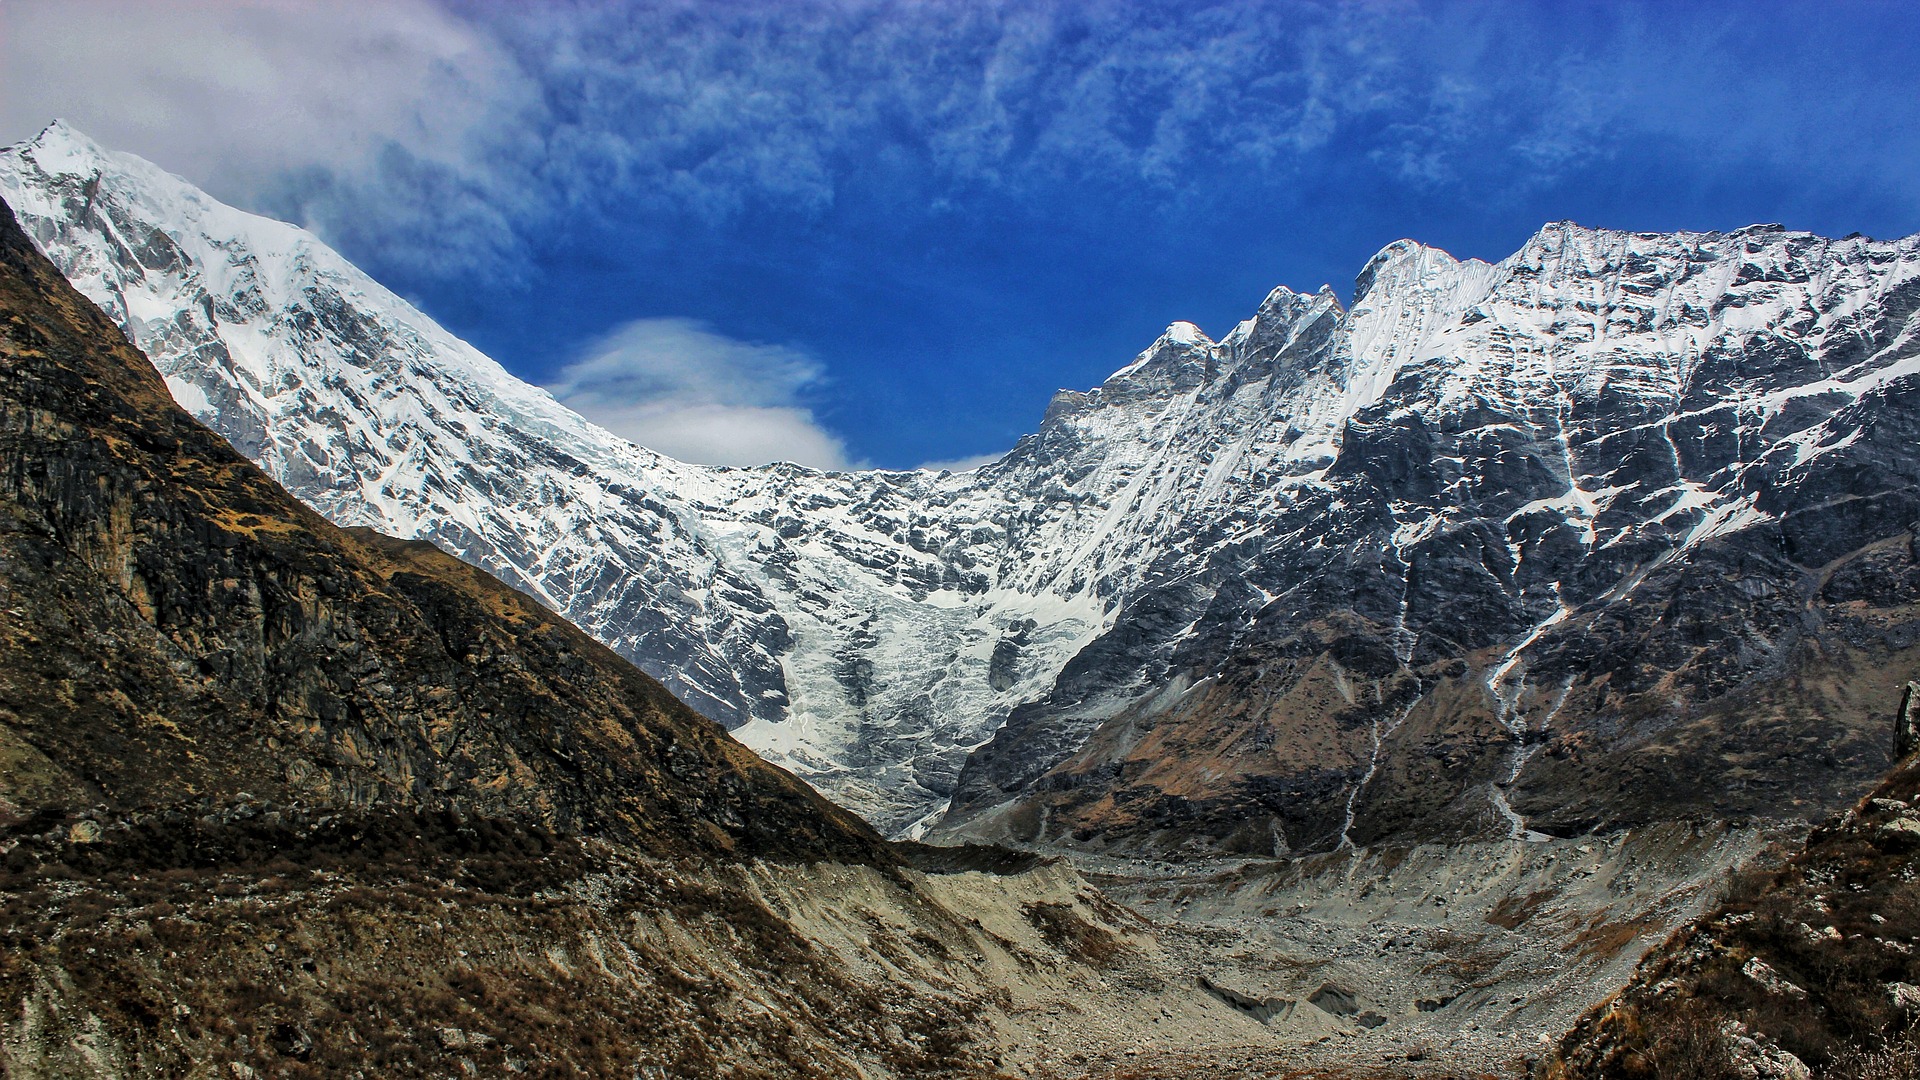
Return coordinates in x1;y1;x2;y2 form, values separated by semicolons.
0;191;884;862
0;192;1209;1080
5;122;1920;855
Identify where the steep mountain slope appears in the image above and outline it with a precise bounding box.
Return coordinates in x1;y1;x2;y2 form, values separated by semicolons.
0;185;949;1076
948;225;1920;854
0;122;1112;833
6;122;1920;848
0;185;883;862
0;194;1265;1079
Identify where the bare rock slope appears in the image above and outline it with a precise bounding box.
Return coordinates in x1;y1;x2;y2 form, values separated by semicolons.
1551;736;1920;1079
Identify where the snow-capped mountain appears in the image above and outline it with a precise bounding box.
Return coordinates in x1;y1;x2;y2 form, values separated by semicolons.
6;121;1919;847
0;121;1117;833
945;221;1920;852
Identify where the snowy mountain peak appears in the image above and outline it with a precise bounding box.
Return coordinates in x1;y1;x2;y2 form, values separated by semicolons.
23;118;107;169
13;118;297;251
7;123;1920;846
1353;237;1472;303
1162;319;1211;345
1101;319;1216;387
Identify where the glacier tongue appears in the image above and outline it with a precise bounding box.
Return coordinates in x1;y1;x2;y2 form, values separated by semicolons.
5;121;1920;843
0;121;1150;832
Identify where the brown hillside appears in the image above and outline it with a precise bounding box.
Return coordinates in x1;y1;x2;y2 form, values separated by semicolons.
0;195;883;865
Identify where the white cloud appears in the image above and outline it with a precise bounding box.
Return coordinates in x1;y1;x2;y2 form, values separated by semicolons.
546;318;853;470
495;1;1383;213
0;0;543;276
9;0;1911;288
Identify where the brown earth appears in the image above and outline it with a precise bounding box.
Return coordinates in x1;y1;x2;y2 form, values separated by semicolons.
1551;749;1920;1078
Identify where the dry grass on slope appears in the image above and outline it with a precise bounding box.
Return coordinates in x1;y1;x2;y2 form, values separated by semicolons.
1551;754;1920;1079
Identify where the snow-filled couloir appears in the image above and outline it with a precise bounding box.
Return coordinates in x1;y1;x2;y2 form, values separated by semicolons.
6;120;1920;844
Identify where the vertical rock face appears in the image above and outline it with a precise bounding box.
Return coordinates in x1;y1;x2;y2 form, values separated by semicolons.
1898;683;1920;761
6;121;1920;846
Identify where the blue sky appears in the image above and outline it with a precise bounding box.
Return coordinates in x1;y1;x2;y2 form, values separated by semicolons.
5;1;1919;469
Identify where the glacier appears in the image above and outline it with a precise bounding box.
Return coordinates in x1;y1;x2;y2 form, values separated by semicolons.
5;120;1919;842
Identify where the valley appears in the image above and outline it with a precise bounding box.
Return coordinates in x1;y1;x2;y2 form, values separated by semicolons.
4;118;1920;1078
7;122;1919;854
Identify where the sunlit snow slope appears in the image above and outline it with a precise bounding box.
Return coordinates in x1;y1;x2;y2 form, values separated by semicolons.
7;121;1920;845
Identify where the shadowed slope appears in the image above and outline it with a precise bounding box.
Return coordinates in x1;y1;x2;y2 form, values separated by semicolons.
0;195;883;865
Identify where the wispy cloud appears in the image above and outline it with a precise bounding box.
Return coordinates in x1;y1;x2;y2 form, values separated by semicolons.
545;318;853;470
0;0;1640;277
0;0;543;278
9;0;1915;285
481;0;1420;216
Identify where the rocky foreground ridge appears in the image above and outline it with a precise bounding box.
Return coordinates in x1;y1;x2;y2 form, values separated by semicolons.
1550;715;1920;1079
0;196;1210;1078
6;123;1920;856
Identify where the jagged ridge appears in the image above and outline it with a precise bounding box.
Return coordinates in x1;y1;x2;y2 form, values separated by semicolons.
6;121;1920;847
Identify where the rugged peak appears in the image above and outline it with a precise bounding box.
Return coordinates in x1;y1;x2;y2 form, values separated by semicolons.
1500;217;1736;269
8;119;116;181
1161;319;1211;346
30;117;91;147
1253;282;1343;319
1215;282;1343;361
1510;218;1615;253
1352;237;1470;306
1108;320;1213;372
1097;319;1217;399
1254;283;1302;309
1100;321;1213;381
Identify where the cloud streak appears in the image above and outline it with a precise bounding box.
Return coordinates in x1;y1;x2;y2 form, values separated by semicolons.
0;0;543;278
11;0;1916;282
0;1;1612;273
545;318;853;470
480;0;1420;217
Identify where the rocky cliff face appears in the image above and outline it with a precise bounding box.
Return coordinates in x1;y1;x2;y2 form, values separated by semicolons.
6;122;1920;849
945;223;1920;855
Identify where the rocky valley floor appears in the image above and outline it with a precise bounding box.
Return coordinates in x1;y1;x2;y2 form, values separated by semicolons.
975;824;1794;1079
1;802;1793;1079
